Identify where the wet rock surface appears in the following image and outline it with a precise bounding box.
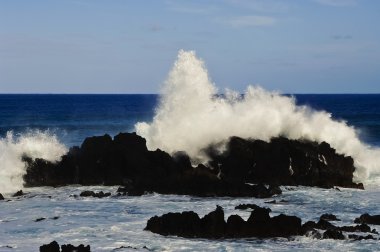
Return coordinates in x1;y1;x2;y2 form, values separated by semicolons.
145;205;302;239
40;241;90;252
13;190;24;197
146;206;380;241
79;190;111;198
206;136;363;189
24;133;362;198
355;213;380;225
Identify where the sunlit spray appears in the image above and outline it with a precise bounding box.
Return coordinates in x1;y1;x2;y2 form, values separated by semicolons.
136;50;380;184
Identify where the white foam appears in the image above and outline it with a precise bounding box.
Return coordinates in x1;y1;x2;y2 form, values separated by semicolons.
136;50;380;184
0;131;67;194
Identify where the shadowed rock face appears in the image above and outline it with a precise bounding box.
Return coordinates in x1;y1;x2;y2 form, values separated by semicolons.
206;136;363;189
23;132;362;197
23;133;281;198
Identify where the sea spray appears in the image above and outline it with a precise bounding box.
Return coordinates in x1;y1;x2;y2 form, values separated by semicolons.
0;131;67;194
135;50;380;183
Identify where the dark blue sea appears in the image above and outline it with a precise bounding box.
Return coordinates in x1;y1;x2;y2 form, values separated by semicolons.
0;94;379;147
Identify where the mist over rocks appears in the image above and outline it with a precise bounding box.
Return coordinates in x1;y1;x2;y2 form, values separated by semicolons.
22;131;362;196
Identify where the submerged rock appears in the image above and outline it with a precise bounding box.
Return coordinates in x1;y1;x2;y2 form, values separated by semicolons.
79;191;111;198
320;214;340;222
235;203;260;210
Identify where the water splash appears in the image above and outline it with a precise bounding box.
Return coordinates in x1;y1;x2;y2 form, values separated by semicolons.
136;50;380;184
0;131;67;194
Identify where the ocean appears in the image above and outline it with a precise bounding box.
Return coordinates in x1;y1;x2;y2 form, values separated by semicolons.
0;93;380;251
1;49;380;252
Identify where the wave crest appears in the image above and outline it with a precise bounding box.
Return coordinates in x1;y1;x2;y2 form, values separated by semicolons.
136;50;380;184
0;131;67;194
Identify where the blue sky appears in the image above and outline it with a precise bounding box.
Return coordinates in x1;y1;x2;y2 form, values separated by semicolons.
0;0;379;93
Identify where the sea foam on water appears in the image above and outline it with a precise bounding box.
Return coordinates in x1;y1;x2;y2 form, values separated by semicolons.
136;50;380;184
0;131;67;194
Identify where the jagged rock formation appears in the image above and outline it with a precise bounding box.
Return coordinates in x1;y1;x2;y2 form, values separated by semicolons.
145;206;379;240
206;136;363;189
23;132;362;197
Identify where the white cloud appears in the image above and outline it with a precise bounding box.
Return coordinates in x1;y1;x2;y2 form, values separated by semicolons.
313;0;357;7
225;15;276;28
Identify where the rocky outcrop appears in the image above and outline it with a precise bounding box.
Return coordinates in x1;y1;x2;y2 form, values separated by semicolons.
40;241;90;252
320;213;340;221
206;136;363;189
145;205;302;239
40;241;60;252
23;133;281;198
235;203;260;210
0;193;4;200
23;132;362;197
146;206;380;241
13;190;24;197
355;213;380;225
79;191;111;198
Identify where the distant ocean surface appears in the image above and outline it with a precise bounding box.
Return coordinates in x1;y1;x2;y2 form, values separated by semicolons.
0;94;379;147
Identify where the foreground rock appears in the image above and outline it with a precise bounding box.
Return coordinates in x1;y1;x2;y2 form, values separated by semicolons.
145;205;302;238
23;132;362;197
146;206;380;241
40;241;90;252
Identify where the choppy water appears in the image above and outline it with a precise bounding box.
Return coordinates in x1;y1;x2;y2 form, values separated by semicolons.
0;186;379;251
0;94;380;251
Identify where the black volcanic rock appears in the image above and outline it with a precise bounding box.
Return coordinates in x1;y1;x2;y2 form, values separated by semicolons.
79;191;111;198
13;190;24;197
61;244;90;252
235;203;260;210
0;193;4;200
348;234;376;240
23;132;362;196
320;213;340;222
40;241;60;252
206;136;363;189
323;229;345;240
355;213;380;225
40;241;91;252
145;206;302;239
